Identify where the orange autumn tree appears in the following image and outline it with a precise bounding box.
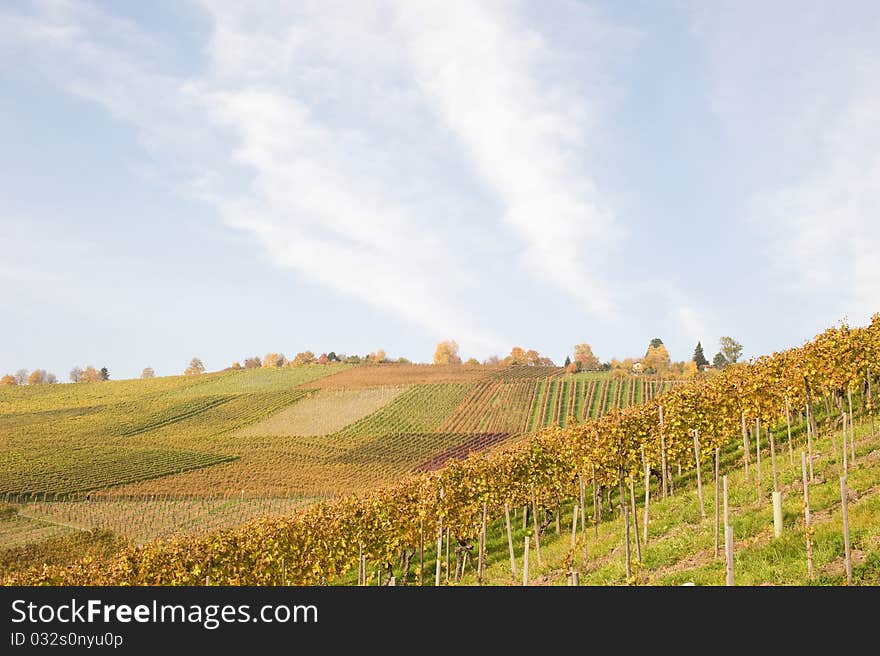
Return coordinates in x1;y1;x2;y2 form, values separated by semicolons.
433;340;461;365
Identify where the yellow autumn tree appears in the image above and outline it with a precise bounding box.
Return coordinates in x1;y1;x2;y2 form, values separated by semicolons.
503;346;527;365
433;340;461;365
643;344;671;374
291;351;316;366
262;353;286;368
0;374;16;385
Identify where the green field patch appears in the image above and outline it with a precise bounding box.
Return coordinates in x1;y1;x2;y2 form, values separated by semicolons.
0;447;237;497
119;396;234;436
0;405;103;432
163;365;350;397
177;389;311;436
334;383;474;439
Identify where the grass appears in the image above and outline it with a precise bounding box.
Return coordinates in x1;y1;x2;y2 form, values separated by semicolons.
382;412;880;587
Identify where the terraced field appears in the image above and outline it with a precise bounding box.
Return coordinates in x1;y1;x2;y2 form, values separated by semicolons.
0;364;667;556
334;383;475;439
439;381;540;434
15;496;317;545
303;364;491;389
440;375;676;434
0;512;74;549
237;387;405;437
0;447;235;498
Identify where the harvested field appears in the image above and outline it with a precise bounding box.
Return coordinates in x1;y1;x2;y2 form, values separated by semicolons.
302;364;491;389
237;387;405;437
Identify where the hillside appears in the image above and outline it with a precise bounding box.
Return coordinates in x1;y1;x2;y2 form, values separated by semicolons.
464;415;880;586
2;317;878;586
0;363;661;552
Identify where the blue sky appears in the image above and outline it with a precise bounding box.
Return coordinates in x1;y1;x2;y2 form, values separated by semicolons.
2;0;879;380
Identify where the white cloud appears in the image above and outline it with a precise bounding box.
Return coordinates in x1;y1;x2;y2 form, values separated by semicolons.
692;1;880;326
1;0;635;355
1;1;514;352
671;304;710;354
394;0;624;316
753;78;880;323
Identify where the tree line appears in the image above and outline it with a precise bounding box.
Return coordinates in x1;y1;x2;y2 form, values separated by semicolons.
1;337;744;386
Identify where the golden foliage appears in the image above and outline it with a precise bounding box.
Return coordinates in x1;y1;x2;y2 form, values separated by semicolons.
6;316;879;586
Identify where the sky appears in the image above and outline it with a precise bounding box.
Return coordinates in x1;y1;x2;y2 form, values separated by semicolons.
2;0;880;380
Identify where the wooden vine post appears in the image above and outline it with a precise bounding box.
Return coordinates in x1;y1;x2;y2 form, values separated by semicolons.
693;430;706;519
868;368;875;436
592;465;599;540
723;475;733;586
504;503;517;579
629;478;641;564
847;387;855;461
445;528;450;583
741;412;750;482
840;477;852;586
579;475;588;559
522;535;529;586
660;405;668;498
755;417;762;493
418;519;424;586
714;447;720;558
435;488;444;586
477;501;487;584
642;445;650;544
769;429;778;493
785;396;794;467
801;451;813;578
842;411;848;473
770;429;782;538
806;403;815;482
530;483;542;566
619;472;632;580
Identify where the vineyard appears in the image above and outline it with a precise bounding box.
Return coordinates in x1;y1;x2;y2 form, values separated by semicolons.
2;316;878;585
0;361;661;567
236;387;405;437
12;496;317;546
302;363;500;389
0;447;235;497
